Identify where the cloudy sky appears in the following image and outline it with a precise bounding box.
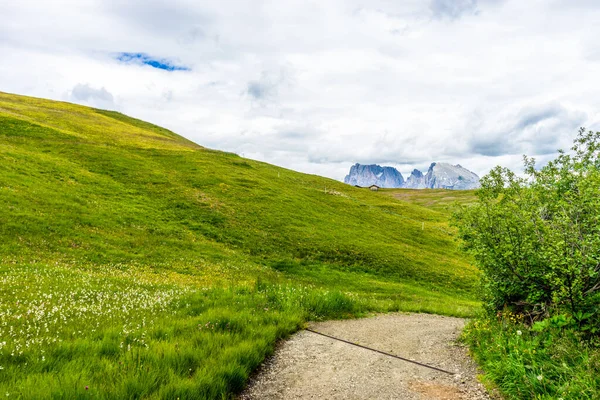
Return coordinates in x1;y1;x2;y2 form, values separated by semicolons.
1;0;599;180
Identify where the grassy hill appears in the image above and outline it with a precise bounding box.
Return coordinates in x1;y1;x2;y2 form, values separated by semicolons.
0;91;480;399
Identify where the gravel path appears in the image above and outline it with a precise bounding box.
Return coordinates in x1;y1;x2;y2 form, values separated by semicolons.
240;313;491;400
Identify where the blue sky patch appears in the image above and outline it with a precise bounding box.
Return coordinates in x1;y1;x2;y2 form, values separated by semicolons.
116;53;189;71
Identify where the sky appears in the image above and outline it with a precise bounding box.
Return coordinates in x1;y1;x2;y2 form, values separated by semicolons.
1;0;599;181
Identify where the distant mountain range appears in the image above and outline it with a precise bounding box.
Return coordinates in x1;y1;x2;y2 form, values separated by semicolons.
344;162;480;190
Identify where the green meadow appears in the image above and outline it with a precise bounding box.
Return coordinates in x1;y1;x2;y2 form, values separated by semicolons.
0;92;479;399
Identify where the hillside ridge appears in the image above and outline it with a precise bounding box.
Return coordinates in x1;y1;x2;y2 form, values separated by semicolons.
0;91;479;399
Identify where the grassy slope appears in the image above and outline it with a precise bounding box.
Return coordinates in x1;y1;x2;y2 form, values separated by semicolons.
382;188;478;212
0;92;479;399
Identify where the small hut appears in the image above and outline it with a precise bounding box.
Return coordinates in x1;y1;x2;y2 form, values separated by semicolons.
369;185;380;191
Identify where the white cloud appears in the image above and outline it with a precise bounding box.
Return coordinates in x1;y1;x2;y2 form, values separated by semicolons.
1;0;599;181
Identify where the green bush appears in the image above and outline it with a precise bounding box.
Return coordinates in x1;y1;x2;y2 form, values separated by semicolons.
455;129;600;398
454;129;600;331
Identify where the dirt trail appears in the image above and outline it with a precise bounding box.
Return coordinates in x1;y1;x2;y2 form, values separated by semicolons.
240;313;491;400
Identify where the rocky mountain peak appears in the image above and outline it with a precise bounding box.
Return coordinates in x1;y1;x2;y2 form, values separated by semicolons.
343;164;405;188
345;162;480;190
410;169;423;178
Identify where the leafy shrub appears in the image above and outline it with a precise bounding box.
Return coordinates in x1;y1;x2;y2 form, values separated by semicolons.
454;129;600;331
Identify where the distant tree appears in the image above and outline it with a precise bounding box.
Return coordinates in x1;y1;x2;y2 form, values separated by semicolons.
454;128;600;332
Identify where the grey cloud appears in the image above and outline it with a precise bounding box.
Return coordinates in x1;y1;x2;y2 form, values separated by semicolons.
430;0;505;20
585;48;600;62
550;0;600;9
279;131;312;140
308;154;426;166
104;0;212;36
205;123;319;160
245;69;292;102
305;136;431;166
69;83;115;108
246;81;274;100
179;26;207;45
469;140;514;157
588;122;600;133
467;103;587;157
515;104;565;131
430;0;478;19
162;90;173;101
71;85;112;102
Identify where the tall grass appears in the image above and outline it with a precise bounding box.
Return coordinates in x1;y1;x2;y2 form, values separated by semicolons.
0;264;378;399
462;315;600;399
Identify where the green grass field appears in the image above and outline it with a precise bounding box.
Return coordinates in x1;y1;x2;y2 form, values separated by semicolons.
0;91;480;399
382;188;478;212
